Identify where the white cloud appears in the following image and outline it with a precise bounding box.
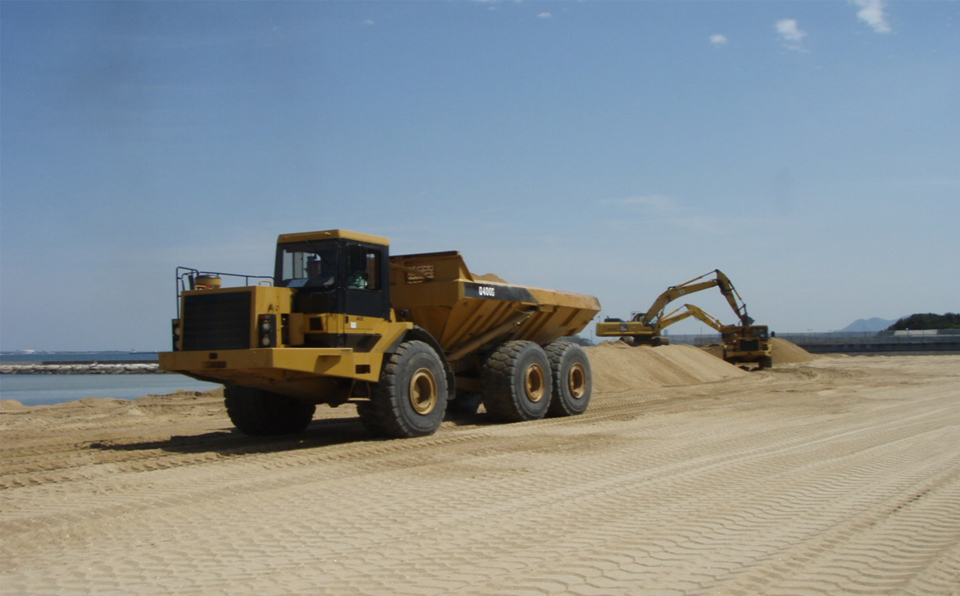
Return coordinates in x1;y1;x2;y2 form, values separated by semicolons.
710;34;728;48
617;195;678;214
537;12;552;19
852;0;892;33
775;19;807;52
602;195;769;237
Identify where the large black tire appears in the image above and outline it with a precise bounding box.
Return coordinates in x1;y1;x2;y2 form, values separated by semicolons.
360;340;448;439
758;356;774;370
482;341;553;423
224;386;316;436
545;341;592;417
356;401;387;437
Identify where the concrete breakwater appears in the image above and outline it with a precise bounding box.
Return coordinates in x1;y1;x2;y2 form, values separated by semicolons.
1;362;165;375
669;330;960;354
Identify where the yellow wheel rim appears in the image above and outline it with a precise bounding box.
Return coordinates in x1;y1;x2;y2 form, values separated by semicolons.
568;362;587;399
525;363;546;403
409;368;438;415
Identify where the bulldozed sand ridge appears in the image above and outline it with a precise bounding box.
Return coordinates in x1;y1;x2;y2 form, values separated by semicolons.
3;341;959;595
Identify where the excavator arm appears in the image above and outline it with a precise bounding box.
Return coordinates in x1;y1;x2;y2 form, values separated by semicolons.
680;303;726;332
655;305;695;330
632;269;752;326
715;271;754;327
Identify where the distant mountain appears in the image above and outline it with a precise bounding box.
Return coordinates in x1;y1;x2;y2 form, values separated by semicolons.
839;317;899;332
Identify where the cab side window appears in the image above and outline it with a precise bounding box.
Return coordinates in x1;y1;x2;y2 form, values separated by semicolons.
346;246;380;291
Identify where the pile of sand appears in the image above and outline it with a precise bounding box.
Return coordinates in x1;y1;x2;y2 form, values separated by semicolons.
698;337;817;366
701;345;725;360
587;341;748;394
475;273;508;283
770;337;817;364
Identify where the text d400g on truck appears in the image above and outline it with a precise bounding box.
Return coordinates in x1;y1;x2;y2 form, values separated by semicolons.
159;230;601;439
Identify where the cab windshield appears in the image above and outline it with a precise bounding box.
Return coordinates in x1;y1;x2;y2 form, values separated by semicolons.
276;241;338;289
276;240;382;292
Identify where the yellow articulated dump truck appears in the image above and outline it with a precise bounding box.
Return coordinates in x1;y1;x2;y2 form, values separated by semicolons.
159;230;600;439
721;325;773;369
670;304;774;369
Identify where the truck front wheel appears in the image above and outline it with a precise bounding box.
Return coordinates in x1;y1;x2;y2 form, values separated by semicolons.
545;341;592;417
361;340;448;439
224;386;316;436
482;341;553;423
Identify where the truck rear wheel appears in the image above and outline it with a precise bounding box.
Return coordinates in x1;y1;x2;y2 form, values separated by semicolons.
545;341;592;417
224;386;316;436
482;341;553;423
360;340;448;439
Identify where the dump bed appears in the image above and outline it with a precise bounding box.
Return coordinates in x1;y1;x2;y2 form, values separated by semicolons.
390;251;600;361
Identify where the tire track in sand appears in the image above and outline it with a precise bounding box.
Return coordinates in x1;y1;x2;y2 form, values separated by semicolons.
2;357;959;595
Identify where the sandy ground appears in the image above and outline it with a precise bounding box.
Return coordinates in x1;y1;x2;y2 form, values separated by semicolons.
1;342;958;595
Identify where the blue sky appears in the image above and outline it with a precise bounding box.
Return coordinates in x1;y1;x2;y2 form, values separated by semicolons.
1;0;958;351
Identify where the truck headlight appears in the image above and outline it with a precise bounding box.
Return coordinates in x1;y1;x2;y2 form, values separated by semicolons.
171;319;181;351
258;314;277;348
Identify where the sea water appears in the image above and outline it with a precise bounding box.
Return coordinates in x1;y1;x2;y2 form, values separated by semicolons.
0;374;222;407
0;352;221;406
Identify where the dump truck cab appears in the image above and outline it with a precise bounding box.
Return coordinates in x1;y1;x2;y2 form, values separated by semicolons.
273;230;400;353
276;230;391;323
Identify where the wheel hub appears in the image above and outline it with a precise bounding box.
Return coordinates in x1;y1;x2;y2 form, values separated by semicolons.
568;362;587;399
409;368;438;414
525;364;546;403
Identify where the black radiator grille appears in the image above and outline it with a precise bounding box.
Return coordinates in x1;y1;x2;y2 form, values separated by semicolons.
182;292;252;350
739;339;760;352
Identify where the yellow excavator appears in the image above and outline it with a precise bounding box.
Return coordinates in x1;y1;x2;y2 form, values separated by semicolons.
674;303;773;369
595;269;751;346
